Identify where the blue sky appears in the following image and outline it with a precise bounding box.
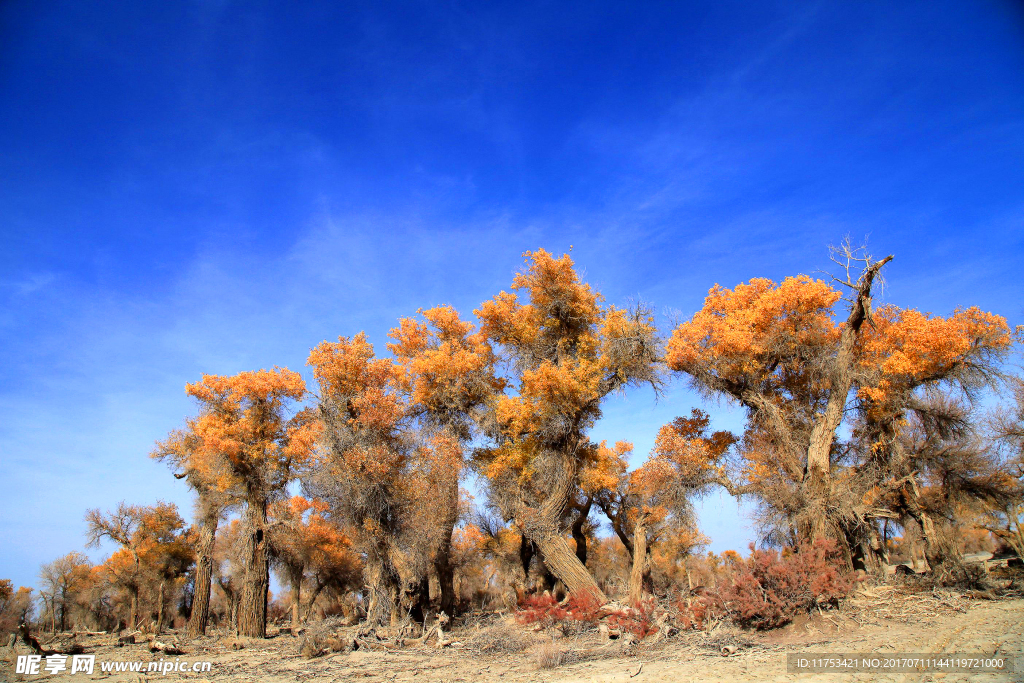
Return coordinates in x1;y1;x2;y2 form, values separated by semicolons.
1;0;1022;594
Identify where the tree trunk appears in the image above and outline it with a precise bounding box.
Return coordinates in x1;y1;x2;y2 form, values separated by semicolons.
364;547;402;627
519;535;535;579
238;496;270;637
156;580;166;634
433;552;456;617
902;479;946;570
805;255;891;539
290;567;303;630
571;498;593;566
129;587;139;631
627;513;651;606
302;581;327;621
186;512;219;637
432;464;460;616
518;456;607;603
530;531;606;602
403;574;431;624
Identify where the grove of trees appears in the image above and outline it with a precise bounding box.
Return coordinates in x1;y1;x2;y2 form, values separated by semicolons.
8;245;1023;640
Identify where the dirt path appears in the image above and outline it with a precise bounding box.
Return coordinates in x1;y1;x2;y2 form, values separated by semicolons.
4;598;1022;682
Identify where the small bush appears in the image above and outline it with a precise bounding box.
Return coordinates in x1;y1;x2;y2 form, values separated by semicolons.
533;641;564;669
515;589;605;630
676;589;727;630
515;594;567;628
468;624;532;654
563;590;603;624
605;597;659;638
723;539;856;630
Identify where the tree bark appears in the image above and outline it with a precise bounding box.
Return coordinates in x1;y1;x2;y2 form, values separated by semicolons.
432;465;460;617
237;496;271;637
301;581;327;621
530;531;605;602
518;456;607;603
902;477;947;570
290;566;303;629
519;535;535;579
185;511;219;637
433;552;456;617
364;546;402;627
627;513;651;606
571;498;593;566
156;579;166;634
129;587;139;631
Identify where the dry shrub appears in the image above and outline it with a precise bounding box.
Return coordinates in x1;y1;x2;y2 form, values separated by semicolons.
533;641;564;669
925;560;992;591
563;591;603;624
467;623;532;655
515;594;567;628
297;618;354;658
723;539;856;630
604;598;659;638
676;589;727;630
516;590;610;632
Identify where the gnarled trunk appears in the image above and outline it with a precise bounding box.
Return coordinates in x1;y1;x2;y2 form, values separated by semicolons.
518;455;607;603
129;586;139;631
186;512;219;637
364;546;402;627
238;497;270;637
805;255;891;540
302;581;327;621
530;531;605;601
433;552;456;617
432;465;460;616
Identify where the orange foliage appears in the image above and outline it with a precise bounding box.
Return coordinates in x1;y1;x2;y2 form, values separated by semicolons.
857;305;1013;406
666;275;841;389
474;249;657;482
176;368;314;500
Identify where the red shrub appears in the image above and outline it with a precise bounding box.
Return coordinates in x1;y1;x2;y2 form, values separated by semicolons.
605;597;659;638
515;593;567;627
563;590;603;624
723;539;856;630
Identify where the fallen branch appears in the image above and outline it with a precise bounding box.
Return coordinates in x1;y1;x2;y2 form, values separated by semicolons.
149;640;185;655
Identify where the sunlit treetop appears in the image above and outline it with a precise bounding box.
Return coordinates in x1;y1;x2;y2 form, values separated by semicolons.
387;305;503;435
667;273;1014;422
473;250;659;481
856;305;1014;407
309;333;406;434
476;249;603;351
666;275;842;398
177;367;314;500
651;409;735;488
270;495;357;572
579;440;630;497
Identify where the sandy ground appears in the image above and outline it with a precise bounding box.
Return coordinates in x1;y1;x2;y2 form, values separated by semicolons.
3;591;1022;683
